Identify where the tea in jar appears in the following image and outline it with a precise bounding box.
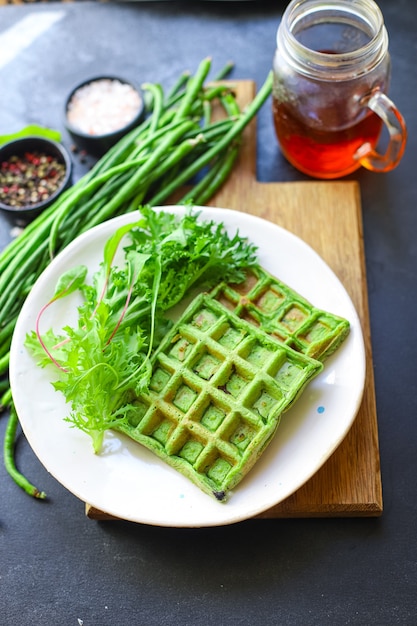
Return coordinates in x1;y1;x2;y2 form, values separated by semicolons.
272;0;407;179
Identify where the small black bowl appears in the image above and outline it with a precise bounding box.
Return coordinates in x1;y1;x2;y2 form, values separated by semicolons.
0;136;72;222
64;75;145;157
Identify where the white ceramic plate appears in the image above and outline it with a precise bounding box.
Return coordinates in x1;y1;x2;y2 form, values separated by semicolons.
10;206;365;527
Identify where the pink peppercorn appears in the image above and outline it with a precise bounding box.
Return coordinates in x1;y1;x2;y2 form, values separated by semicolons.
0;151;67;208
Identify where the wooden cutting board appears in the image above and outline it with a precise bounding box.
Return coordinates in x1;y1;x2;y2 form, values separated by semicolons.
86;80;382;520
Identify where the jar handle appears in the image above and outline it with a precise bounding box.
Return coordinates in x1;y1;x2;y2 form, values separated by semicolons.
356;91;407;172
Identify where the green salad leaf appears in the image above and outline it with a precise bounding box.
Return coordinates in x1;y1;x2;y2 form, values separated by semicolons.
25;206;258;452
0;125;62;146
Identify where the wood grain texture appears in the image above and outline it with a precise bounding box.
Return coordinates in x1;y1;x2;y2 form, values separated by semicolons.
86;80;382;521
209;81;382;517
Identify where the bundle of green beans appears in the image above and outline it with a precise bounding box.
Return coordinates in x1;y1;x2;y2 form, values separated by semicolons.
0;57;273;498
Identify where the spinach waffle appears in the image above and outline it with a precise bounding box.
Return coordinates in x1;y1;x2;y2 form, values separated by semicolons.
117;293;323;501
210;266;350;361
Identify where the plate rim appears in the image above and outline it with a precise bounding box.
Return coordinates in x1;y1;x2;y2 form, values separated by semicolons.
10;205;366;527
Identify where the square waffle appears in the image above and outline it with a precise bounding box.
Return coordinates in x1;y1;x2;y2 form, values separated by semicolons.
116;293;323;501
210;266;350;361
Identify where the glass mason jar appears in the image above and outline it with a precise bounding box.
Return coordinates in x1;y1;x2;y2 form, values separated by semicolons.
272;0;407;179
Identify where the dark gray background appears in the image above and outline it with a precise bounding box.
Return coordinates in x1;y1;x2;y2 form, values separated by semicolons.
0;2;416;624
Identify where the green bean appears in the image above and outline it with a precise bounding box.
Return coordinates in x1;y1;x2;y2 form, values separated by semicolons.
48;158;151;256
0;318;16;343
213;60;235;81
0;350;10;377
0;239;49;317
141;83;164;135
123;117;188;159
181;143;240;205
79;119;197;232
1;387;11;409
203;99;212;126
173;57;212;121
87;113;156;177
0;217;55;296
125;133;206;211
202;84;234;103
3;404;46;499
219;90;241;117
0;58;273;497
0;377;9;397
49;119;195;254
0;337;11;359
0;63;196;271
0;207;58;276
166;70;190;100
149;70;273;205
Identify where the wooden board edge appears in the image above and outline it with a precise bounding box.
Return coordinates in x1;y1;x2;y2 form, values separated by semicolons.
85;500;383;522
82;82;383;522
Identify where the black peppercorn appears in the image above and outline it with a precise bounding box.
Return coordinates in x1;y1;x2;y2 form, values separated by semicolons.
0;151;66;208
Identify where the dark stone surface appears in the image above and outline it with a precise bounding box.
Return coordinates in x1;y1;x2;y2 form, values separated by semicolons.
1;2;416;624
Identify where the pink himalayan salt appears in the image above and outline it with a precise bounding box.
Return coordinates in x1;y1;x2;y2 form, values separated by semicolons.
66;79;142;136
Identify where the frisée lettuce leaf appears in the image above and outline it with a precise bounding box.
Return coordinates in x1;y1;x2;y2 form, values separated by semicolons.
25;206;258;453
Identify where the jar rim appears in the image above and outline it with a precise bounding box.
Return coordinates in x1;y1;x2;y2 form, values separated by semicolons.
277;0;389;80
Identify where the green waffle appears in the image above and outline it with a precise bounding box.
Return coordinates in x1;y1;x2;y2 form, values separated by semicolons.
116;293;323;501
210;266;350;362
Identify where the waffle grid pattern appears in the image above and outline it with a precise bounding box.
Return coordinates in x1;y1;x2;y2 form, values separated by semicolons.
117;294;322;501
211;266;350;361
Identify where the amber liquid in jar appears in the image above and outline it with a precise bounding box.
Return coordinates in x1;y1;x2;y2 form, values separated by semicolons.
273;16;389;178
272;97;384;178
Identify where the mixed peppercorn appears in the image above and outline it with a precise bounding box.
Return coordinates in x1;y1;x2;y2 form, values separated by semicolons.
0;150;67;208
